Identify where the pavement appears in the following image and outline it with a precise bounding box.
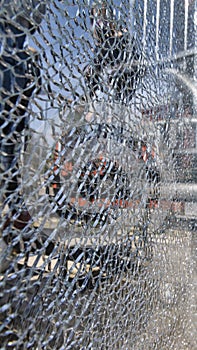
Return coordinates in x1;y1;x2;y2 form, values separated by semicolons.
0;203;196;349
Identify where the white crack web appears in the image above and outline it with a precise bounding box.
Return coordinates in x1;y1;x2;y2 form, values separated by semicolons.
0;1;196;349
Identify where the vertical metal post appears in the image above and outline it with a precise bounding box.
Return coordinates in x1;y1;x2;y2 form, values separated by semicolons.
142;0;148;57
155;0;160;60
169;0;174;56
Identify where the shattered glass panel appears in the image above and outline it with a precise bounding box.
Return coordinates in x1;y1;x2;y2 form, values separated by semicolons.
0;1;196;349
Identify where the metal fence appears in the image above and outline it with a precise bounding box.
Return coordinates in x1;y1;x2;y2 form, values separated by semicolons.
0;1;196;349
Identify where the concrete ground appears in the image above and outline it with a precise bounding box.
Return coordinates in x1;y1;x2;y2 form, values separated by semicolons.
0;214;196;349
